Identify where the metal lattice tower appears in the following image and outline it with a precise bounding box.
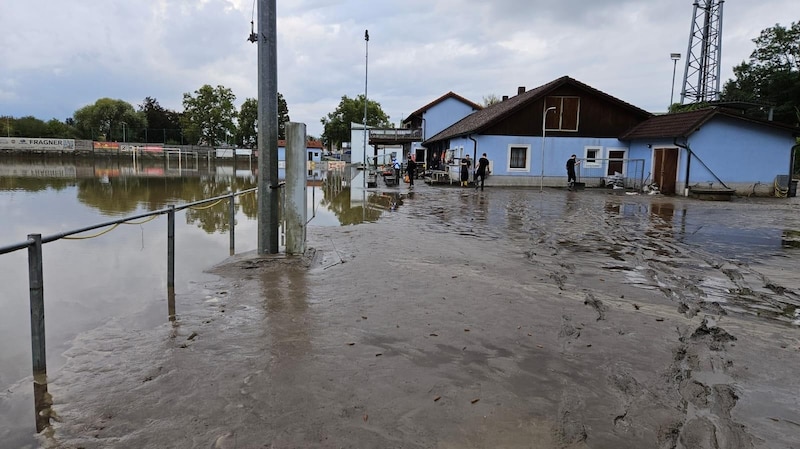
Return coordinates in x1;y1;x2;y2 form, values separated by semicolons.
680;0;725;104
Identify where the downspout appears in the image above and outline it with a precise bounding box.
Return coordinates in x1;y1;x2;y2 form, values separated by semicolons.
791;142;800;197
468;134;478;163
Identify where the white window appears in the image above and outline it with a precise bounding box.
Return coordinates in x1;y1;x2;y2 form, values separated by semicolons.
508;144;531;171
584;146;602;168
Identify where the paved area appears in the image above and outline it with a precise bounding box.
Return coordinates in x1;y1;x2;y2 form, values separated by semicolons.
38;184;800;448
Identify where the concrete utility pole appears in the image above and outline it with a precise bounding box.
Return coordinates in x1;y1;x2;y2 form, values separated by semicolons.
257;0;279;254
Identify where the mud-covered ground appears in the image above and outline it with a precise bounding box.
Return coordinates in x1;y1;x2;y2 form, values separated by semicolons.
39;184;800;448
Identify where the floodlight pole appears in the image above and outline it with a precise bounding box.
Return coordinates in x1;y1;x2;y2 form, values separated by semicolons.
362;29;369;184
540;106;556;192
670;53;681;109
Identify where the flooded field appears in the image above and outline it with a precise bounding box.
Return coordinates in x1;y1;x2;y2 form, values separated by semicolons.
0;156;398;447
14;179;800;449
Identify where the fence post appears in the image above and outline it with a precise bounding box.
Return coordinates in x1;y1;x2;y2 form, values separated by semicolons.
229;191;236;256
167;206;175;319
285;122;307;255
27;234;46;374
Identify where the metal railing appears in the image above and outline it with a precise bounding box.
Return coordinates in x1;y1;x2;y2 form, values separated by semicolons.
0;187;258;379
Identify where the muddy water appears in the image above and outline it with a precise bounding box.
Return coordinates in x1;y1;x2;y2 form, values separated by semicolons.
418;189;800;323
33;183;800;449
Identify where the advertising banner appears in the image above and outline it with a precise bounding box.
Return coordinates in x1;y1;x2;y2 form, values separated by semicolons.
93;141;119;150
0;137;75;151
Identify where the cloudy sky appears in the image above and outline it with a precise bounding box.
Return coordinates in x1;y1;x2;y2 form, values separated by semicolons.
2;0;798;138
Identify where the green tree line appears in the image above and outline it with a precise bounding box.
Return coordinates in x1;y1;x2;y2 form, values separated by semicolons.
1;85;395;151
1;87;292;147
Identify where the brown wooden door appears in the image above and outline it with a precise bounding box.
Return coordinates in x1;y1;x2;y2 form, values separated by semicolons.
653;148;678;194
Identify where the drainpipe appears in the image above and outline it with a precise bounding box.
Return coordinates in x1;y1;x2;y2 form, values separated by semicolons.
468;134;478;161
674;138;691;197
791;142;800;197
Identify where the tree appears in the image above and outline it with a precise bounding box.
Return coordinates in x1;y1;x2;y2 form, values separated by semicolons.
1;115;13;137
483;94;501;107
320;94;391;151
235;93;290;148
277;92;291;140
12;116;49;137
73;98;144;141
721;21;800;126
182;85;237;146
237;98;258;148
138;97;182;143
45;118;76;138
0;116;74;138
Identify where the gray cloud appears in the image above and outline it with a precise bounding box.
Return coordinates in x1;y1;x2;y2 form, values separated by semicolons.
2;0;798;137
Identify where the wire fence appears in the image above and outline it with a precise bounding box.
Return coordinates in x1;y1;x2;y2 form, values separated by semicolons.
0;187;258;425
577;158;646;190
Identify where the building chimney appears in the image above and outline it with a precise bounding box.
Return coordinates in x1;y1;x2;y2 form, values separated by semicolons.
502;95;509;101
517;86;525;95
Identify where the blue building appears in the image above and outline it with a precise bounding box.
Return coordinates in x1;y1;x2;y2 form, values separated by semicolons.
402;91;483;166
423;77;651;188
621;108;799;196
419;76;800;195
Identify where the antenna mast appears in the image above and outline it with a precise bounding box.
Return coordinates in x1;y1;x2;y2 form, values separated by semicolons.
680;0;725;104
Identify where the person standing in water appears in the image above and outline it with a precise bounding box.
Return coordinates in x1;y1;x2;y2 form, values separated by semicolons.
475;153;490;191
566;154;580;187
406;154;417;189
460;154;471;187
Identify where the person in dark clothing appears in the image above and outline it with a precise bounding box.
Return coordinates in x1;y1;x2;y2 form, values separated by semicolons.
566;154;580;186
475;153;490;191
406;154;417;188
460;154;471;187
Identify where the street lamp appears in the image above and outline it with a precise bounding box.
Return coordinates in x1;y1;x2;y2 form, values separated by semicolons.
362;29;369;176
670;53;681;110
540;106;556;192
121;121;127;142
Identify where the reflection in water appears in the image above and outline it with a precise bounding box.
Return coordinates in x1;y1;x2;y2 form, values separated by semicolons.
0;155;403;229
1;155;398;443
782;230;800;248
262;261;311;362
